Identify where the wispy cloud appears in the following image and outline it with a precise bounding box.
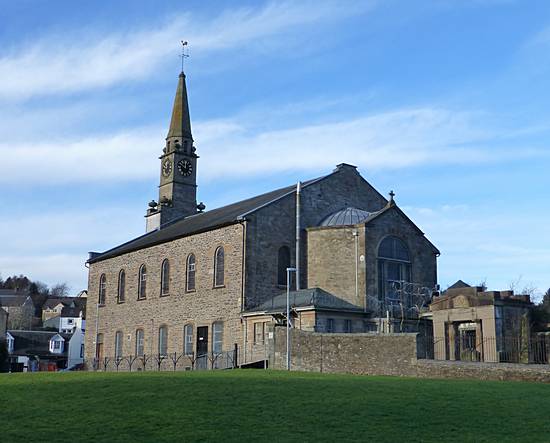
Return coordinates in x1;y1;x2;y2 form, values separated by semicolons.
1;106;545;185
0;1;374;101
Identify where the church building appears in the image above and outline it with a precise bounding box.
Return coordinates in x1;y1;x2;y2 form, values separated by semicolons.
84;69;439;368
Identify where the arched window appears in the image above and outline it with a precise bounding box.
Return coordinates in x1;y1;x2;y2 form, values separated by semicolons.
184;324;194;355
377;236;411;305
186;254;196;292
161;259;170;296
214;247;225;287
158;325;168;356
277;246;291;286
212;321;223;354
138;265;147;300
117;270;126;303
135;329;144;357
98;274;106;305
114;331;123;359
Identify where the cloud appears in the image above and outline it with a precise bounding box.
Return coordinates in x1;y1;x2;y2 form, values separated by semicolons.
0;1;374;101
1;106;548;185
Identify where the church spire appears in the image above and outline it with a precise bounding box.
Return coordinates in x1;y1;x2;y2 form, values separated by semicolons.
166;71;193;141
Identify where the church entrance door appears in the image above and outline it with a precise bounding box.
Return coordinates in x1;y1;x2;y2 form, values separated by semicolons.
196;326;208;369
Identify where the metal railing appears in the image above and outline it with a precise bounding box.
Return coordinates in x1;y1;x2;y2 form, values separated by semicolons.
89;349;239;372
417;335;550;365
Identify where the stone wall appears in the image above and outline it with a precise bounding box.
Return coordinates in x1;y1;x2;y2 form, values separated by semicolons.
244;165;388;309
268;327;550;383
85;223;245;364
269;326;418;376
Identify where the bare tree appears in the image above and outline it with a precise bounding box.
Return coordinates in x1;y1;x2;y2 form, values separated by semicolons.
50;282;71;297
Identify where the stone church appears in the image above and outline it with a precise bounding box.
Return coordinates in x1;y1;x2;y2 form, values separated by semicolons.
84;69;439;367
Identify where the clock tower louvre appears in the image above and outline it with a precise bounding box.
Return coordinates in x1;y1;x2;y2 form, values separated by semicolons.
145;71;200;233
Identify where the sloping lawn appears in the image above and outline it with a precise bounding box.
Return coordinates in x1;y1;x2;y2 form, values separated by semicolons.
1;370;549;442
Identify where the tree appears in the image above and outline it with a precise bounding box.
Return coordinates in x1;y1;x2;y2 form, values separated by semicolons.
50;282;70;297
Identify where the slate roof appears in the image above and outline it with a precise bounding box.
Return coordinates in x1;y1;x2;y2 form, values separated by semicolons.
7;330;71;357
0;294;33;308
243;288;365;315
447;280;471;290
88;176;325;263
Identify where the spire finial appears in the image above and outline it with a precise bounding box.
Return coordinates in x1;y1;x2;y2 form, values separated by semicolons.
389;190;395;203
180;41;189;73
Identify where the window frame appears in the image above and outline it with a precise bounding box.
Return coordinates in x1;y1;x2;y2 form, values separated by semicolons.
160;259;170;297
213;246;225;288
98;273;107;306
114;330;123;359
377;236;412;306
253;322;265;345
186;254;196;292
135;329;145;357
117;269;126;303
158;325;168;357
212;321;223;354
184;324;194;356
327;318;335;333
138;264;147;300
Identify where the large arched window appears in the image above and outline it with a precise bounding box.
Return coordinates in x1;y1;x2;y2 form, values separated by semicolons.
186;254;196;292
117;270;126;303
138;265;147;300
98;274;107;305
377;236;411;305
114;331;123;359
184;324;194;356
277;246;291;286
158;325;168;356
214;247;225;287
160;259;170;296
135;329;144;357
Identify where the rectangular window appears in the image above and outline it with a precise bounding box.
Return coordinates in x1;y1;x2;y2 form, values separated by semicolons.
68;319;74;324
80;344;84;358
158;326;168;356
136;330;144;357
254;322;265;344
184;325;194;356
115;331;123;359
327;318;334;333
344;320;352;333
213;322;223;354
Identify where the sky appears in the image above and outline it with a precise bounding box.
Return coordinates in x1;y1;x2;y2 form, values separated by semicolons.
0;0;549;300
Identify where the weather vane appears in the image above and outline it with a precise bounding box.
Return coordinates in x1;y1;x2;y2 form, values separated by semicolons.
180;41;189;72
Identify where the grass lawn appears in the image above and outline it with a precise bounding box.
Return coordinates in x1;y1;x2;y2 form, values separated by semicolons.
1;370;549;442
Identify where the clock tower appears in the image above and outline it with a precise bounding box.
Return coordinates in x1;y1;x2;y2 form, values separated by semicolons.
146;71;202;232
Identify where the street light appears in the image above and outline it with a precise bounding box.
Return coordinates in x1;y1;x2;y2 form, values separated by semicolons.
286;267;297;371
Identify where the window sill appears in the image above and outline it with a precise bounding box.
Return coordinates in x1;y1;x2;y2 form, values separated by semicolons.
185;289;196;294
160;293;170;297
213;285;225;289
98;304;105;308
137;297;147;301
117;300;125;304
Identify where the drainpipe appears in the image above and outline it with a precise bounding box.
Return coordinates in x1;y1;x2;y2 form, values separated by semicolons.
295;182;301;291
353;229;359;308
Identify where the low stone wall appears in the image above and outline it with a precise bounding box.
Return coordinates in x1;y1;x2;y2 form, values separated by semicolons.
269;326;418;376
268;326;550;383
415;359;550;383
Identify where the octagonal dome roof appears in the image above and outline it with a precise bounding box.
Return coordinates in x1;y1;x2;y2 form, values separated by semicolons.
320;207;372;227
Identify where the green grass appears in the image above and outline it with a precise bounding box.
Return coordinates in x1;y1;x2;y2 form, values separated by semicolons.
1;370;549;443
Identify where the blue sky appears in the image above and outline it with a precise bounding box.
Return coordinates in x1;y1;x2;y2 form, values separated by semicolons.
1;0;549;299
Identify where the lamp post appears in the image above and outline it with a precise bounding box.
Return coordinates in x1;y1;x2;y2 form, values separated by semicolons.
286;267;297;371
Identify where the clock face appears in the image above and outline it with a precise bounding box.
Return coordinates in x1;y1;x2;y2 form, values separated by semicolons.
178;159;193;176
162;159;172;177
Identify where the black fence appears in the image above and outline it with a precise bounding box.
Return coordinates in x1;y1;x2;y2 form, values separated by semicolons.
417;335;550;365
89;349;238;372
